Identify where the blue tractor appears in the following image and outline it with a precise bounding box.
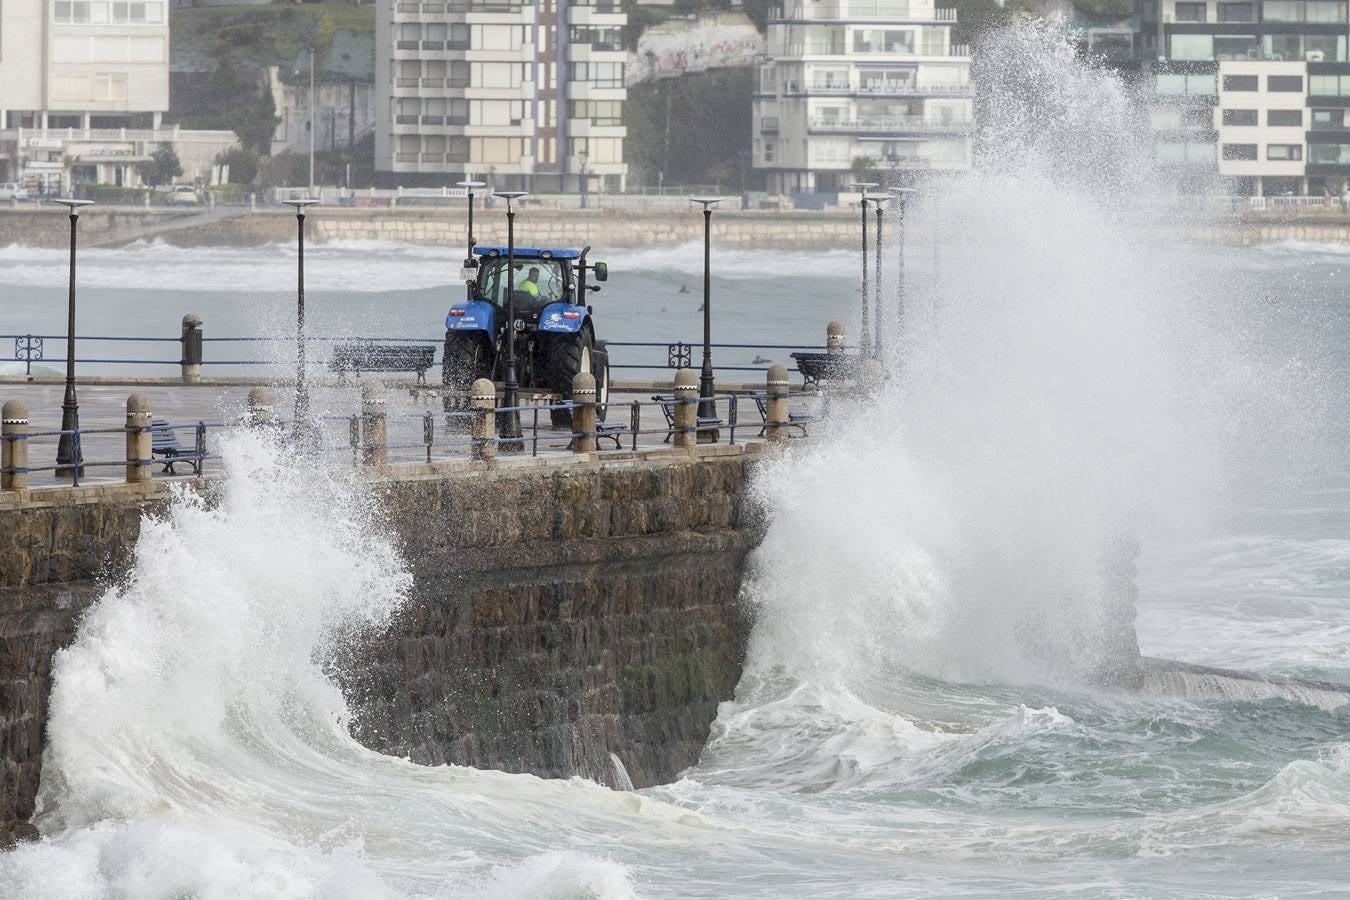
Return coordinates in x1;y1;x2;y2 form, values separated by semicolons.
443;245;610;428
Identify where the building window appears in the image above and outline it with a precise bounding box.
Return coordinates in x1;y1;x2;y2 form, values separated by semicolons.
569;99;622;126
1170;34;1213;59
1222;74;1259;91
1217;2;1254;20
1156;142;1218;163
1222;108;1258;126
1157;72;1218;95
93;72;128;101
1214;35;1257;59
1268;109;1303;126
764;142;776;162
1267;143;1303;160
1312;108;1345;128
1310;142;1350;163
1268;75;1304;91
1263;34;1345;61
1264;0;1348;21
569;62;624;88
1222;143;1258;159
1175;2;1206;20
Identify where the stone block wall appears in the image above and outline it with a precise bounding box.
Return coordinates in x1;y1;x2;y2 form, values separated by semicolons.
0;449;759;843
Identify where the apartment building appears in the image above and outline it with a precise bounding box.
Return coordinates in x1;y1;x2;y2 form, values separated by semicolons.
1140;0;1350;194
374;0;628;192
0;0;173;188
751;0;973;195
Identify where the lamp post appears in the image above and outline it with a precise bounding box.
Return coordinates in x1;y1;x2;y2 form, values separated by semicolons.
891;187;918;354
54;198;92;480
690;196;722;440
494;190;528;451
456;179;486;300
865;192;890;363
307;47;316;197
848;181;879;359
283;198;318;436
579;149;590;209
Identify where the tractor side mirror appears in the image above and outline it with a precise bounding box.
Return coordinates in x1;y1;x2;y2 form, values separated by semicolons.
460;257;478;282
593;261;608;282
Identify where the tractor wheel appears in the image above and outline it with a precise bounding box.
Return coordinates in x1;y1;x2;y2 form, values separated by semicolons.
593;342;611;424
545;331;594;429
442;332;492;414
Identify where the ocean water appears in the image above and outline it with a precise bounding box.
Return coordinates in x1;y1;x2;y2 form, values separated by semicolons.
5;23;1350;898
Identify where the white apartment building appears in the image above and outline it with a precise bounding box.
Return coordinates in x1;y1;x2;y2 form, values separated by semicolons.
0;0;175;189
1141;0;1350;195
752;0;973;195
375;0;628;192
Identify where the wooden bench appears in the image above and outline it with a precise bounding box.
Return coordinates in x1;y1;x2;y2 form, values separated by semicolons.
151;419;200;475
330;343;437;383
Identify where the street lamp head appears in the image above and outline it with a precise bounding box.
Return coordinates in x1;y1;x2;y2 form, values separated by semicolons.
457;180;487;189
282;198;319;211
864;192;892;205
494;190;528;211
690;196;723;209
890;187;919;194
848;182;880;191
53;199;93;213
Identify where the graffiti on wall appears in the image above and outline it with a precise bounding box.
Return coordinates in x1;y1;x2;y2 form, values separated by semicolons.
629;12;765;85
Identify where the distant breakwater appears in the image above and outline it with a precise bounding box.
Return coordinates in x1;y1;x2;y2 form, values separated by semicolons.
4;206;1345;252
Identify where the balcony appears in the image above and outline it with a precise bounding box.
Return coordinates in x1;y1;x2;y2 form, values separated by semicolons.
787;82;974;97
780;42;971;57
808;116;973;133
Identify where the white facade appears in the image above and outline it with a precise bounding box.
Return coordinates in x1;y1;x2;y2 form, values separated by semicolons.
1215;60;1308;191
0;0;176;188
752;0;973;195
375;0;628;191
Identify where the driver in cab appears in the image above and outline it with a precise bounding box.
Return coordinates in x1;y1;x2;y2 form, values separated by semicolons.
518;266;541;299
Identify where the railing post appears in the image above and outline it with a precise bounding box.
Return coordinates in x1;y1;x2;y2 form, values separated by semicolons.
125;393;151;483
766;363;790;444
361;382;388;466
181;313;203;382
826;320;845;355
470;377;496;461
673;367;698;450
572;371;597;453
2;400;28;491
246;386;275;428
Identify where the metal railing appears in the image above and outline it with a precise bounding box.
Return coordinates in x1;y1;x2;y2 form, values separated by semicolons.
3;330;824;383
1;391;817;489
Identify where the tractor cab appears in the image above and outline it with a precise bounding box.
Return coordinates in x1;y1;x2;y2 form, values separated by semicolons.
470;247;581;324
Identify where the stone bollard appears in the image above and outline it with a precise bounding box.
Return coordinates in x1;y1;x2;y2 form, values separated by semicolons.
673;368;698;450
826;321;845;355
766;363;790;444
1;400;29;491
246;386;275;428
572;371;597;453
361;382;388;466
125;393;152;484
181;313;203;382
470;377;496;461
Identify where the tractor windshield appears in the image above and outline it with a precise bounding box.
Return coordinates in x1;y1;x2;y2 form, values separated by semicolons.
476;258;567;309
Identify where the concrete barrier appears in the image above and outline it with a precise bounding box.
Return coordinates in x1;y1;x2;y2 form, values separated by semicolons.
827;320;845;355
1;400;28;491
673;368;697;450
124;394;151;484
470;378;496;462
766;364;790;444
180;314;202;383
361;382;388;467
246;387;275;428
572;371;597;453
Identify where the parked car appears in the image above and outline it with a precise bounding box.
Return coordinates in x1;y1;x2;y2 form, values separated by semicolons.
0;183;29;202
167;185;199;207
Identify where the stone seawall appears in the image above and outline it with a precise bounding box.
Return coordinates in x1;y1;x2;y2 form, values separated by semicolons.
0;448;761;843
0;207;858;250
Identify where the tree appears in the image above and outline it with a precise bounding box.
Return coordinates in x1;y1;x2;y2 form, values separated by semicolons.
215;147;259;185
849;155;879;184
137;145;183;186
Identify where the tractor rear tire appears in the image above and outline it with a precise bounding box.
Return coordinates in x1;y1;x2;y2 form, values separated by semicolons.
545;331;594;429
442;332;492;415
